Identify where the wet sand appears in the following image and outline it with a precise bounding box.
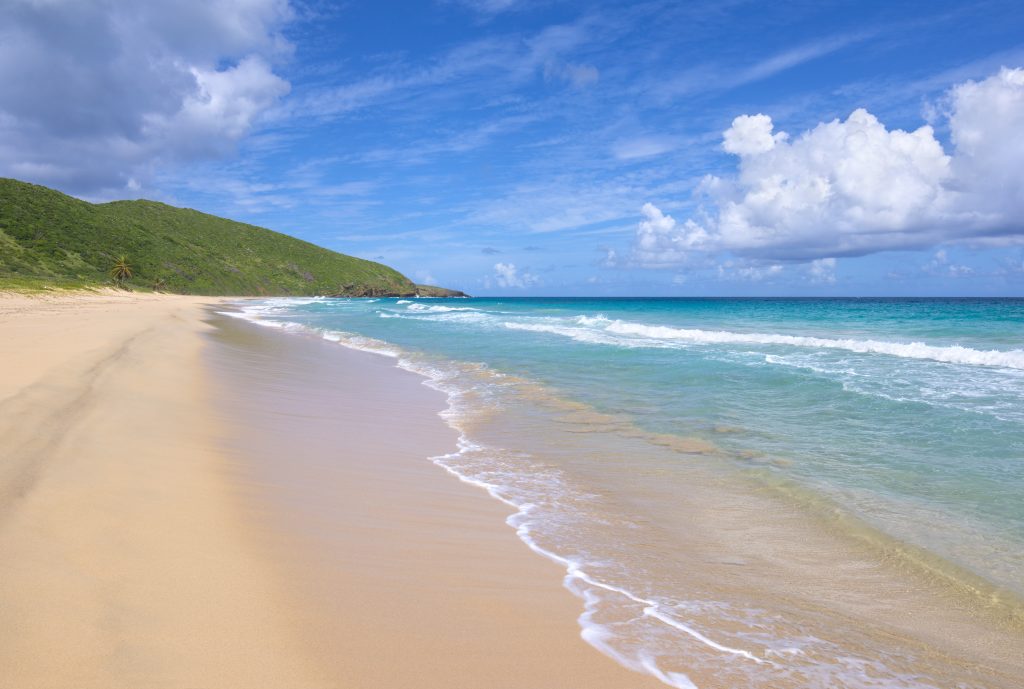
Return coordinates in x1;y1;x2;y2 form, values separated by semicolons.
205;312;665;688
0;291;661;688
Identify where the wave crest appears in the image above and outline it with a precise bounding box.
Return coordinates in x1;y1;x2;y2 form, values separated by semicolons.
507;317;1024;369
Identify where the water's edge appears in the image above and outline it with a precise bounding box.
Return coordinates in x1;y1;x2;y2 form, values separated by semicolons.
221;299;1024;689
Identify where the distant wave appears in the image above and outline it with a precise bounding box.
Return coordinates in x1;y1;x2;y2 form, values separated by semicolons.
505;317;1024;370
407;303;479;313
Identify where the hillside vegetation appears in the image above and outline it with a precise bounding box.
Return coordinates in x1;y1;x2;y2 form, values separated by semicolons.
0;178;446;296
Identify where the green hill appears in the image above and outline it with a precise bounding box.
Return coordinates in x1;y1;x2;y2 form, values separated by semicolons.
0;178;434;296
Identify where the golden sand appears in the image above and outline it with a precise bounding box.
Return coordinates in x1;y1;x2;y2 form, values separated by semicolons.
205;312;666;689
0;291;661;688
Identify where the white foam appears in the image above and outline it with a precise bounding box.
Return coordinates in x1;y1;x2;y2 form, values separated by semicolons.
574;314;612;326
406;303;479;313
383;309;491;325
217;308;287;328
504;317;1024;370
503;321;646;348
383;359;773;689
606;321;1024;368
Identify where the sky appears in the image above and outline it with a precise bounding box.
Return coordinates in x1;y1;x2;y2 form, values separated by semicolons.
2;0;1024;296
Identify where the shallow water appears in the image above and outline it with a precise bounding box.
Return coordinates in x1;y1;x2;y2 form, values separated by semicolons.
226;297;1024;688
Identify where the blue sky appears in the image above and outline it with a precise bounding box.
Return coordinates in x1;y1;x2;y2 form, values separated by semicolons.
2;0;1024;295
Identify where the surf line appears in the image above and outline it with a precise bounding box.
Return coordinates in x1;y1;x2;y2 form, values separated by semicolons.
426;435;769;671
230;302;771;677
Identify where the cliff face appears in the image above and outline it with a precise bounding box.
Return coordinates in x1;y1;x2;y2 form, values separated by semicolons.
323;284;417;297
415;284;470;297
0;178;460;297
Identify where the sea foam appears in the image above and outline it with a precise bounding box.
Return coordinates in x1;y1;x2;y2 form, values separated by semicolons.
505;317;1024;370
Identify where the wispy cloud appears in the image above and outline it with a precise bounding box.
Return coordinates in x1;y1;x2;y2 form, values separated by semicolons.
650;31;873;103
353;113;544;164
442;0;530;17
611;135;679;160
278;17;595;125
732;32;872;86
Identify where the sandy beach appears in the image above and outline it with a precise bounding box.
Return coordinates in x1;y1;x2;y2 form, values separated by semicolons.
0;291;661;688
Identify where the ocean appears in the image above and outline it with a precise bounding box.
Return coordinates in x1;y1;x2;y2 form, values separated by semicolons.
227;296;1024;688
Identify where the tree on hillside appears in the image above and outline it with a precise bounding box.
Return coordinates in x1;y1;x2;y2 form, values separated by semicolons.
109;255;132;286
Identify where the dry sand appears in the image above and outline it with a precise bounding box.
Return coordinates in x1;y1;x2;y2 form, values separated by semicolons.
0;291;660;688
0;290;321;688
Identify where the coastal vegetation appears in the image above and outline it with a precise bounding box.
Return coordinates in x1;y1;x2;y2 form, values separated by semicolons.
108;255;132;286
0;178;463;296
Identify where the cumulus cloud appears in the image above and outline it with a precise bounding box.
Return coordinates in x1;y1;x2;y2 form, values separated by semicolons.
808;257;837;284
0;0;293;196
721;114;788;155
716;260;783;282
634;67;1024;265
925;250;974;278
947;68;1024;225
633;202;710;267
492;262;538;288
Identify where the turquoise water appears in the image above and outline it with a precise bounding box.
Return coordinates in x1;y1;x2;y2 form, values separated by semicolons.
230;297;1024;688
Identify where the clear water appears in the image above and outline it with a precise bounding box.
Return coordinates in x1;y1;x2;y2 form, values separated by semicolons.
227;297;1024;688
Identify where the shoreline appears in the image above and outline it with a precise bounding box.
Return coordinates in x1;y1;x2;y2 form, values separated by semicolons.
204;308;665;688
4;290;1021;688
227;296;1024;689
0;291;662;688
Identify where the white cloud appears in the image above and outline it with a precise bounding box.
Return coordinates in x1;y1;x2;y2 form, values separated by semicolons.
716;108;951;258
612;136;678;160
947;67;1024;227
721;114;787;156
925;250;974;278
633;67;1024;265
808;257;837;284
468;176;678;234
446;0;525;15
493;262;538;288
716;260;784;282
651;33;870;104
732;33;870;87
147;56;289;157
0;0;293;196
544;61;599;89
633;202;710;267
292;18;594;124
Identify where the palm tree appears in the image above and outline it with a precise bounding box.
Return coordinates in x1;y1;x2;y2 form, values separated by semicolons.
109;256;133;286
